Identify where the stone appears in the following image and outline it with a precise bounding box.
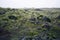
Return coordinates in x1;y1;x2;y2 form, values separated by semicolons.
34;36;42;40
42;17;51;22
0;10;6;15
8;16;17;20
56;15;60;19
0;28;11;40
42;24;51;30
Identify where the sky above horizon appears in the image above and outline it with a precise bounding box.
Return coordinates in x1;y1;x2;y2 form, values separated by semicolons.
0;0;60;8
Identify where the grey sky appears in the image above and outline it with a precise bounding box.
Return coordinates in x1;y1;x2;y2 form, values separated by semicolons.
0;0;60;8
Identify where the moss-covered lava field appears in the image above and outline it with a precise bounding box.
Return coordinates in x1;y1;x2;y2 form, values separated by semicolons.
0;7;60;40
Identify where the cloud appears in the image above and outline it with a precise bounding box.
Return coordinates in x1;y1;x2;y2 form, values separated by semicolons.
0;0;60;8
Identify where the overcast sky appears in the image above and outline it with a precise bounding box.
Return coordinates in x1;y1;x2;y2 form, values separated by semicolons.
0;0;60;8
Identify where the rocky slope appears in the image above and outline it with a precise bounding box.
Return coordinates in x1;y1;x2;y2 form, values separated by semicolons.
0;7;60;40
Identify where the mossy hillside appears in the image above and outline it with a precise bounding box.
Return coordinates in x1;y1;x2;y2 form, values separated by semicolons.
0;7;60;40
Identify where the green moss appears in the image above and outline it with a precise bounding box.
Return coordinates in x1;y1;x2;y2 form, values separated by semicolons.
0;7;60;40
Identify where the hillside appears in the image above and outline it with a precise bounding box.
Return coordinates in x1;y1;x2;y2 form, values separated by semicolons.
0;7;60;40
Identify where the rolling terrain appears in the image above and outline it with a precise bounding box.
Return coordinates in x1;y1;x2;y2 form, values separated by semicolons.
0;7;60;40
